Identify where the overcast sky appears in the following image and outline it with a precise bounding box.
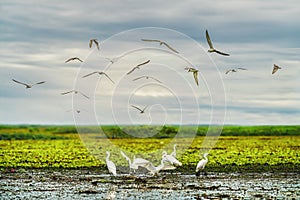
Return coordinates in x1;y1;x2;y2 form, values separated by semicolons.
1;0;299;125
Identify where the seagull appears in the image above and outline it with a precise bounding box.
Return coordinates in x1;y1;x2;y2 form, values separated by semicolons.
89;39;99;50
65;57;83;63
126;60;150;75
12;79;45;89
162;151;182;166
272;64;282;74
184;67;199;86
106;151;117;176
82;71;114;83
61;90;90;99
225;67;247;74
141;39;179;53
131;105;147;114
205;30;230;56
196;153;209;176
132;76;162;83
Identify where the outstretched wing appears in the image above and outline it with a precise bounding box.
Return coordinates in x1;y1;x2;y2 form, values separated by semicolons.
225;69;232;74
149;76;162;83
193;71;199;86
205;30;214;49
75;57;84;62
272;64;281;74
32;81;46;86
141;39;161;43
82;71;98;78
65;58;73;63
93;39;99;50
89;39;93;48
132;76;145;81
215;49;230;56
102;73;115;84
237;67;247;70
136;60;150;67
78;91;90;99
61;90;74;95
162;42;179;53
12;79;29;87
126;67;137;75
131;105;143;112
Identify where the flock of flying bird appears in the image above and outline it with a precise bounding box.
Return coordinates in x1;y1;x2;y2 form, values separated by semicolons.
11;29;283;176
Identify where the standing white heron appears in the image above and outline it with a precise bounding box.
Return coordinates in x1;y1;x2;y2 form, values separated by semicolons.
196;153;209;176
106;151;117;176
162;151;182;166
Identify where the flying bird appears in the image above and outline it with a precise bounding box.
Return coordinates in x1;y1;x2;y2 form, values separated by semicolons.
82;71;114;83
106;151;117;176
132;76;162;83
205;30;230;56
65;57;83;63
12;79;45;89
141;39;179;53
61;90;90;99
89;39;99;50
272;64;282;74
225;67;248;74
185;67;199;86
131;105;147;114
126;60;150;75
196;153;209;176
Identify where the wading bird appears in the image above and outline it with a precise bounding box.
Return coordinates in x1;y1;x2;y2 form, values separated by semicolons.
12;79;45;89
272;64;282;74
106;151;117;176
82;71;114;83
143;158;166;176
162;151;182;166
120;151;153;173
61;90;90;99
132;76;162;83
141;39;179;53
170;144;177;158
65;57;83;63
89;39;99;50
126;60;150;75
131;105;147;114
225;67;248;74
184;67;199;86
195;153;209;176
205;30;230;56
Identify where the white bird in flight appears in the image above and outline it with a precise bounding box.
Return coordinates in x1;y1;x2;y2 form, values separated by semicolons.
131;105;147;114
225;67;247;74
141;39;179;53
196;153;209;176
12;79;46;89
65;57;83;63
61;90;90;99
126;60;150;75
184;67;199;86
205;30;230;56
132;75;162;83
82;71;114;83
106;151;117;176
89;39;99;50
272;64;282;74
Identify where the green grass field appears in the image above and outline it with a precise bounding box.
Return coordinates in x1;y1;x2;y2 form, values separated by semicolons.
0;125;299;173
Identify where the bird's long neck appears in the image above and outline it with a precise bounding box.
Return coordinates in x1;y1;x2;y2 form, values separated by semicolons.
155;159;165;172
204;154;208;161
106;153;110;162
173;145;176;154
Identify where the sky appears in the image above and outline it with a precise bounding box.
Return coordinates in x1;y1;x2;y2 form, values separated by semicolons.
1;0;300;125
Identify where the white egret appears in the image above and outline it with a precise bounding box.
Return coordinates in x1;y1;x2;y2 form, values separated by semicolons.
121;151;153;172
106;151;117;176
170;144;177;158
162;151;182;166
196;153;209;176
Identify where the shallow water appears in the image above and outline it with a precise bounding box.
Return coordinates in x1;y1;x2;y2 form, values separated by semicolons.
0;169;299;199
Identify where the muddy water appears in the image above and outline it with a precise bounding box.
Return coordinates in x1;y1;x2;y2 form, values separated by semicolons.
0;169;299;199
